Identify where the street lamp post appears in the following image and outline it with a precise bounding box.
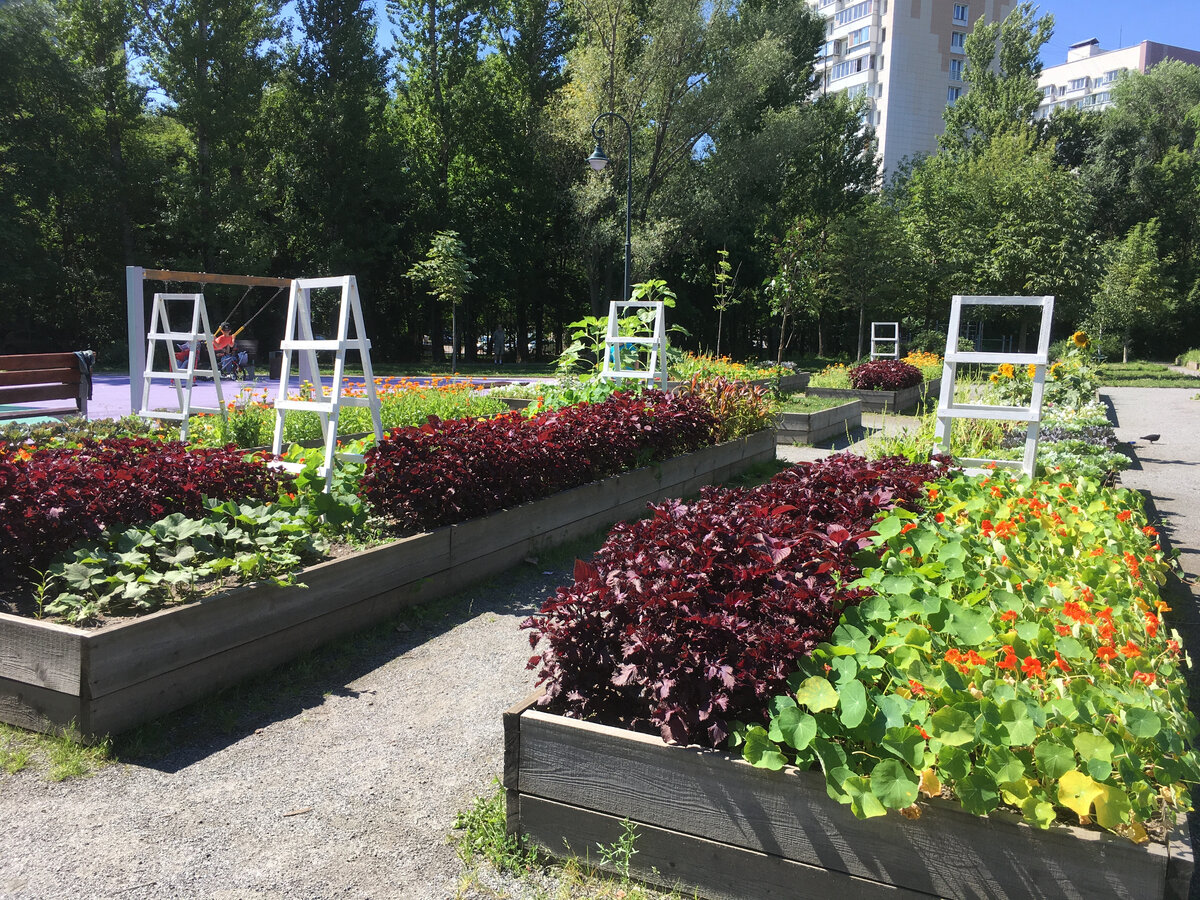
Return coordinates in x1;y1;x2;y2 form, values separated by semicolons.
587;111;633;303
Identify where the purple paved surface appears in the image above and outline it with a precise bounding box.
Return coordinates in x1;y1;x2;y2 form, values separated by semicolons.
4;372;537;422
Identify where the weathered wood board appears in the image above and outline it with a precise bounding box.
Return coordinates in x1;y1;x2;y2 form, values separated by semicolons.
776;400;862;445
0;430;775;737
506;698;1178;900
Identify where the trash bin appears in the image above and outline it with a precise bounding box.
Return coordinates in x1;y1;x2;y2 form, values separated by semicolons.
269;351;283;380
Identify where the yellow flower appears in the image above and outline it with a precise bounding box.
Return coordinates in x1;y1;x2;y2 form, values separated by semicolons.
989;373;1000;383
1027;364;1038;379
998;363;1015;379
1072;330;1089;348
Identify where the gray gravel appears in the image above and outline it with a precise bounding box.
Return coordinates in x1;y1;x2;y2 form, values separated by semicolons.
0;558;575;900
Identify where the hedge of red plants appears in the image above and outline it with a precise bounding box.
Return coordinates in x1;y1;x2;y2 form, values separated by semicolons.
850;359;923;391
522;454;946;747
0;439;289;580
360;390;718;532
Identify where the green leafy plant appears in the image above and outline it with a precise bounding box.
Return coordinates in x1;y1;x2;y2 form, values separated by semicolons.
737;471;1196;842
712;248;739;358
596;818;640;879
452;779;539;875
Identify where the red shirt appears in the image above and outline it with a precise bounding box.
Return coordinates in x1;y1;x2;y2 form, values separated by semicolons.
213;331;234;352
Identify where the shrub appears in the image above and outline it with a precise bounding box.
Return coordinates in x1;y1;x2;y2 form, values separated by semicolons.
359;390;717;532
0;439;289;580
522;454;946;748
850;359;923;391
674;375;776;441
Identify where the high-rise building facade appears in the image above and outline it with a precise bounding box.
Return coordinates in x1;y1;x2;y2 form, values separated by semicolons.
807;0;1017;174
1035;39;1200;119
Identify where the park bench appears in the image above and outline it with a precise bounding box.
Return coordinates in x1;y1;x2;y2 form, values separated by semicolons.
0;352;94;421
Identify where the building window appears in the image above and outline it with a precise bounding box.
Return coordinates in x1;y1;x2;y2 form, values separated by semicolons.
947;86;962;104
835;0;873;26
1093;90;1111;105
1069;77;1088;92
949;59;964;81
951;31;966;51
847;26;871;49
845;83;868;100
830;54;875;81
952;4;969;23
1102;69;1122;84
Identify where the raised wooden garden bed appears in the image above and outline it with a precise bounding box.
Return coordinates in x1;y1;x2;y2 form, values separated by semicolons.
0;429;775;738
775;400;860;445
807;378;940;414
504;693;1194;900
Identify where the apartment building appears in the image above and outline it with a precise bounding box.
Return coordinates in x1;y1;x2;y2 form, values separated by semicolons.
1036;39;1200;119
807;0;1017;174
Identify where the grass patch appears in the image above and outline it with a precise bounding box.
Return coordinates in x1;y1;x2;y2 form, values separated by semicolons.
778;393;852;414
0;722;112;781
452;782;692;900
1099;362;1200;388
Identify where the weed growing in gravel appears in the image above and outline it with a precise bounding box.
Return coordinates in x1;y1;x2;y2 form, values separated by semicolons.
0;723;112;781
452;779;539;875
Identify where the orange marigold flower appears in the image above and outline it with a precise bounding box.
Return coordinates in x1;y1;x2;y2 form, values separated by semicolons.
1021;656;1044;678
1096;645;1118;662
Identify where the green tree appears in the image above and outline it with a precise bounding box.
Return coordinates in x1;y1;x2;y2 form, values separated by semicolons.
1090;220;1174;362
941;1;1053;154
711;247;738;357
408;230;476;370
134;0;284;270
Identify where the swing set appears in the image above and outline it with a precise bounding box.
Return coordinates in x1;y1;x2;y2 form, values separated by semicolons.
126;266;383;489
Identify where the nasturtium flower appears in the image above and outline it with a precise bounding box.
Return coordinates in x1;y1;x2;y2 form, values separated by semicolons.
1021;656;1044;678
1132;671;1156;686
1117;510;1132;522
1000;610;1018;622
1096;645;1118;662
1121;641;1141;658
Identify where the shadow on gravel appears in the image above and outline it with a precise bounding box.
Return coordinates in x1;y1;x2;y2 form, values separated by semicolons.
111;558;584;774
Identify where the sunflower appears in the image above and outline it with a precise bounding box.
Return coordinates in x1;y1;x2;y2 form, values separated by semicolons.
989;373;1000;383
998;363;1015;379
1072;330;1090;348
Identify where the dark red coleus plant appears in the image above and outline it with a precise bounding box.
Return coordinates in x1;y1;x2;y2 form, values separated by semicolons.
849;359;923;391
522;454;946;748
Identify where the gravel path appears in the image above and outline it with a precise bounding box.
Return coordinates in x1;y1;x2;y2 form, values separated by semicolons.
0;557;573;900
3;390;1198;900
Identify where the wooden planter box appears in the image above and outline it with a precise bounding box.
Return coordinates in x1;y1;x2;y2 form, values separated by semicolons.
0;430;775;738
807;378;940;414
775;400;861;445
504;695;1194;900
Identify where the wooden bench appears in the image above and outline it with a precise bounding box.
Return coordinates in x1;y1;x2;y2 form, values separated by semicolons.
0;352;92;421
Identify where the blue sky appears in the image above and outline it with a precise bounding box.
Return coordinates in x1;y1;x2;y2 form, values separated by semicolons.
1038;1;1200;65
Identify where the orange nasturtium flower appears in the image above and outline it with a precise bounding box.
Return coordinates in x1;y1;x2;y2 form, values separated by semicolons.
1132;671;1157;687
997;646;1019;670
1116;509;1132;522
1000;609;1019;622
1021;656;1044;679
1096;645;1118;662
1121;640;1142;658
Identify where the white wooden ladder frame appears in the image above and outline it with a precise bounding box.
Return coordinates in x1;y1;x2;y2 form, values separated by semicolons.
139;292;226;441
270;276;383;490
870;321;900;360
933;295;1055;476
600;300;668;389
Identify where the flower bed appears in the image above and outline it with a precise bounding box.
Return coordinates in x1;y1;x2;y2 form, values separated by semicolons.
776;398;861;445
0;428;776;737
509;456;1198;897
807;378;940;414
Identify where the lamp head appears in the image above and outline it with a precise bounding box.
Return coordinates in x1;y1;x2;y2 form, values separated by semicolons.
587;144;609;172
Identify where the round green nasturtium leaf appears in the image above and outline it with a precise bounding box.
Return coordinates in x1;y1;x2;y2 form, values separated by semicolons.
844;774;888;818
830;655;859;685
957;771;1001;816
1000;700;1037;747
931;705;976;746
937;745;972;784
1055;635;1086;660
742;726;787;771
795;676;839;713
1125;707;1162;739
839;680;868;729
945;603;992;646
871;759;920;809
1020;797;1058;829
874;516;904;540
984;746;1027;786
776;707;818;752
882;726;927;769
1073;732;1114;765
1034;740;1076;779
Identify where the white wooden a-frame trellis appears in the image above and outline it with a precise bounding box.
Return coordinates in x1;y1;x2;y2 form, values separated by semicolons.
933;295;1055;476
870;321;901;360
139;292;226;441
600;300;669;389
271;276;383;490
